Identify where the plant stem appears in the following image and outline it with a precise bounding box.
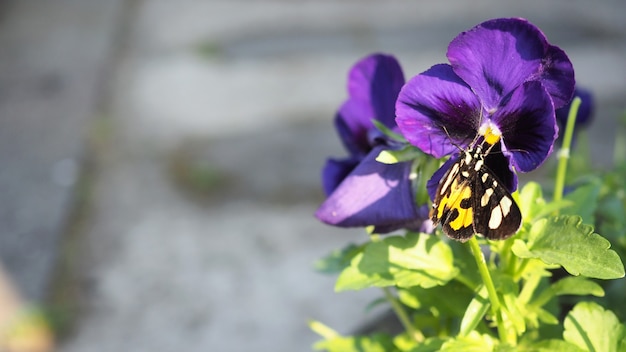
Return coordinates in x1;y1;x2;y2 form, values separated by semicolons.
467;236;508;343
382;287;423;343
553;97;582;203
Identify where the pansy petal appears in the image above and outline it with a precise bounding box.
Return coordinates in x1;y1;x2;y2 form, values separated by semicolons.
315;146;419;233
396;64;481;158
556;87;594;128
335;100;375;155
321;157;359;196
493;81;556;172
336;54;405;155
447;18;549;110
533;45;575;109
374;205;434;234
347;53;405;128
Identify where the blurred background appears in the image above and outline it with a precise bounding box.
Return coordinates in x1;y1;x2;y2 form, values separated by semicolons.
0;1;624;351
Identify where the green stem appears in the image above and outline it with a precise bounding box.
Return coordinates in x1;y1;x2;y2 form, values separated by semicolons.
382;287;423;342
553;97;582;203
467;237;508;343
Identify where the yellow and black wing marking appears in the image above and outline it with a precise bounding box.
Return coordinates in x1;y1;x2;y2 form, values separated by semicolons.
430;147;522;241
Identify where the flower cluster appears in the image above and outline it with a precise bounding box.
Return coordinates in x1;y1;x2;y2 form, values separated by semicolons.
315;54;429;234
316;18;577;237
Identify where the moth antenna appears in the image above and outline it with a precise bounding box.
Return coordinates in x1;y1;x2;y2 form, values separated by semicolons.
440;125;466;153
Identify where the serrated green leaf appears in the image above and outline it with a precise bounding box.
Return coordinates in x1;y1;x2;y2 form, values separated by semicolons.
563;301;626;352
335;253;395;291
530;276;605;316
551;277;605;297
511;216;625;279
336;233;458;291
562;178;601;225
527;339;586;352
440;332;496;351
313;333;397;352
315;243;363;274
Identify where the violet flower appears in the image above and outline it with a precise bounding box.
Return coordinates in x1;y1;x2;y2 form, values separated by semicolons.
395;18;575;199
315;54;427;234
555;87;594;133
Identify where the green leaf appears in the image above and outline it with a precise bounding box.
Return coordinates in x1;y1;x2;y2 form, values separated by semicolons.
563;301;626;352
551;277;605;297
372;119;407;143
375;146;423;164
397;281;473;316
562;177;601;225
315;243;363;274
396;336;444;352
535;308;559;325
517;182;544;222
531;276;604;311
517;182;573;223
501;291;526;336
313;333;397;352
335;256;394;291
459;286;489;337
511;215;625;279
336;233;458;291
527;339;586;352
309;320;340;340
439;332;496;351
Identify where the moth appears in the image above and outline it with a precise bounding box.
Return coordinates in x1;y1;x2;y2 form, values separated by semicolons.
430;139;522;241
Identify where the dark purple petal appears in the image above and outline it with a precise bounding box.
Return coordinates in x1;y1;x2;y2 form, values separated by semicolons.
347;53;405;128
374;205;434;234
447;18;549;110
531;45;575;109
315;146;420;233
335;53;406;155
493;81;556;172
396;64;481;158
335;100;375;155
555;87;594;128
321;157;359;196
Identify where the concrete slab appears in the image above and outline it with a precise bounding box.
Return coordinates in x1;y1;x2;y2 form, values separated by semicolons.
0;0;124;301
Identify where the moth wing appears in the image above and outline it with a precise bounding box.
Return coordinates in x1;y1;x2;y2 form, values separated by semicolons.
431;162;476;242
471;168;522;240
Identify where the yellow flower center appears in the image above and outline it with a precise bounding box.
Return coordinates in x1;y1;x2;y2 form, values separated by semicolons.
479;122;501;146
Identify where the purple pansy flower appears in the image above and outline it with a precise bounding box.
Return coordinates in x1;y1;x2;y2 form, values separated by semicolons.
396;18;575;199
315;53;428;233
555;87;594;131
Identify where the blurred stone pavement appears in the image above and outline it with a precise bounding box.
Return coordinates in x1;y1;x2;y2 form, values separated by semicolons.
0;1;624;351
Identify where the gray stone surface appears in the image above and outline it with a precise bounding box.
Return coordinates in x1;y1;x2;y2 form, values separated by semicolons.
0;0;124;301
1;0;624;351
